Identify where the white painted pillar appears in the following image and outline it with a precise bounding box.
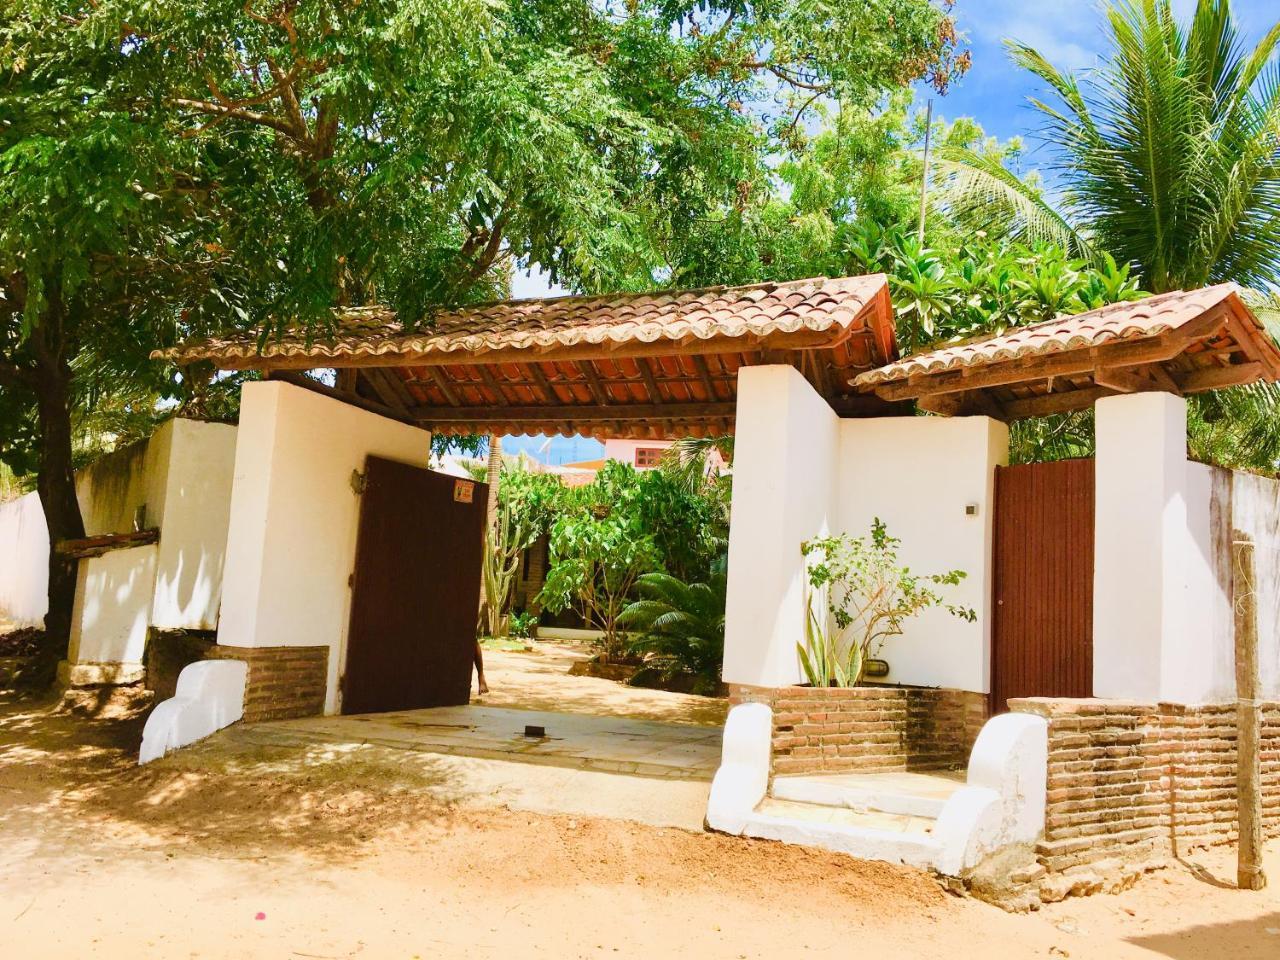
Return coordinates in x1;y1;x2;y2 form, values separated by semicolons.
1092;391;1189;701
722;365;838;687
217;381;432;712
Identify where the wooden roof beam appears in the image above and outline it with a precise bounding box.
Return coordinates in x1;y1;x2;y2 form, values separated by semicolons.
1000;385;1117;419
523;362;558;405
1176;361;1265;393
870;335;1187;402
412;400;736;424
692;354;718;400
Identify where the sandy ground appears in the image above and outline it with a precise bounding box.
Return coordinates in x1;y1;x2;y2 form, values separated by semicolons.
2;656;1280;958
475;640;729;726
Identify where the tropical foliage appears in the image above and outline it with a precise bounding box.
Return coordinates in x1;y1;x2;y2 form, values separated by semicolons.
936;0;1280;471
619;561;728;694
0;0;966;662
798;520;974;687
847;223;1148;354
481;465;563;638
939;0;1280;293
538;463;661;659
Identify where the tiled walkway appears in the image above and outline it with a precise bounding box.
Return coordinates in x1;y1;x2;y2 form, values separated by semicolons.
228;704;723;781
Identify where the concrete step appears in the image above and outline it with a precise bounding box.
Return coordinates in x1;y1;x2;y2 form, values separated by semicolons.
736;797;943;868
770;769;964;819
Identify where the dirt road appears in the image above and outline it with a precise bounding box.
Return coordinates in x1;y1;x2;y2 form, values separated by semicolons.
2;690;1278;959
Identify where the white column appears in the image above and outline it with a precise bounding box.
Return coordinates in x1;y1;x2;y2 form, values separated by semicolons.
1093;391;1189;700
217;381;432;712
722;365;838;687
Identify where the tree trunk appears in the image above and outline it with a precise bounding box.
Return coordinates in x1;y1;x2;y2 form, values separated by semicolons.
32;332;84;667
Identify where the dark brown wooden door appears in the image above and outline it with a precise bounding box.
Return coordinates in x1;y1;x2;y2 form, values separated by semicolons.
991;458;1094;711
342;456;487;714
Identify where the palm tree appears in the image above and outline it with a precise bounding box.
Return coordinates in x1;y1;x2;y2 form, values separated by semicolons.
940;0;1280;293
939;0;1280;471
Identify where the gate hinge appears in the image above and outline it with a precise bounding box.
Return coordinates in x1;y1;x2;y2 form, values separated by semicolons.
349;469;367;495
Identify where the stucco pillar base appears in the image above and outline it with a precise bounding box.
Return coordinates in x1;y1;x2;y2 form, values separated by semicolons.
57;660;147;687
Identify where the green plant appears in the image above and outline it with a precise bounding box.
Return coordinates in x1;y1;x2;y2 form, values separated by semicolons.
798;519;975;687
481;466;562;638
508;611;538;640
538;462;660;660
619;560;727;692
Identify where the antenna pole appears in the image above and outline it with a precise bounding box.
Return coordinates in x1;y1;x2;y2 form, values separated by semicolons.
917;99;934;245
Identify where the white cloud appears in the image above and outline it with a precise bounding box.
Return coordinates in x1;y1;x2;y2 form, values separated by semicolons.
961;0;1106;71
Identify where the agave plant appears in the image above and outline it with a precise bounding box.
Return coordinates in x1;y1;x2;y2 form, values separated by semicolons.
619;561;727;690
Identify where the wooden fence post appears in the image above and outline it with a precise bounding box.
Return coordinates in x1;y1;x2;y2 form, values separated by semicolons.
1232;533;1267;891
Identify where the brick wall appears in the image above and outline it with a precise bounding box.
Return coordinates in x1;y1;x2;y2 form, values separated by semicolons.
205;645;328;722
1011;698;1280;874
730;684;989;776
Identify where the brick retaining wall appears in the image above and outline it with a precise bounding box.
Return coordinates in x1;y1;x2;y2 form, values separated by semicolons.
1010;698;1280;874
730;684;988;776
205;645;328;722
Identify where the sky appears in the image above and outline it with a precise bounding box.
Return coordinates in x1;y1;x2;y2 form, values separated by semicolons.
504;0;1278;464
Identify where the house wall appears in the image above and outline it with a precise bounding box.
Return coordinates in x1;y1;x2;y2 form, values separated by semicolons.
0;419;237;636
1012;697;1280;875
835;416;1006;693
0;491;49;627
723;365;839;687
215;380;432;714
722;365;1006;694
68;544;158;670
149;419;239;631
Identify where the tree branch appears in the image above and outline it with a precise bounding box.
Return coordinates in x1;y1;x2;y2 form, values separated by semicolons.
170;98;301;137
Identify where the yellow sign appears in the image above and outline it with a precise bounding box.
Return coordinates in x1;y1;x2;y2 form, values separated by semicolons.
453;479;475;504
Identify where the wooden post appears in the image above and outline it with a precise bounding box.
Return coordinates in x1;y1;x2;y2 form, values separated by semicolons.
1232;533;1267;891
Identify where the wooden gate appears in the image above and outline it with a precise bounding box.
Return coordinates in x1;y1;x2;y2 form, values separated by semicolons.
991;458;1094;711
342;456;487;714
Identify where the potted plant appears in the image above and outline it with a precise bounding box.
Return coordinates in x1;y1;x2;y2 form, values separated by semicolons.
798;519;974;687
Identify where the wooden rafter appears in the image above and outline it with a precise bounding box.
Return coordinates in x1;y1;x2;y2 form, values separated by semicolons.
692;354;718;400
523;362;558;405
413;401;736;424
636;356;663;404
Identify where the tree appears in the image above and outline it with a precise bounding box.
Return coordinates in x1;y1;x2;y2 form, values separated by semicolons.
936;0;1280;469
0;3;232;658
940;0;1280;292
538;462;660;659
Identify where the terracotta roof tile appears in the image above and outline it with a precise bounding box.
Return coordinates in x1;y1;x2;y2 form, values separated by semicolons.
157;275;893;368
854;284;1255;387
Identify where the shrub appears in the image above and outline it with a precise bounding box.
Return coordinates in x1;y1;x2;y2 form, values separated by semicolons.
619;560;726;693
798;519;974;686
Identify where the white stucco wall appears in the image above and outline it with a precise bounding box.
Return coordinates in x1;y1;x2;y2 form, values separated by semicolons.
0;418;237;635
68;544;157;666
216;380;432;713
1093;392;1191;701
835;416;1007;693
0;491;50;627
722;366;1006;693
149;419;238;630
723;365;839;687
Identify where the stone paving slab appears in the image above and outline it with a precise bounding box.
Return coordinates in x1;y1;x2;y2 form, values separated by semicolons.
230;705;723;782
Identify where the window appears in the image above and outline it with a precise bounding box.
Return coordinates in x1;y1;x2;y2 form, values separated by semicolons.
634;447;665;469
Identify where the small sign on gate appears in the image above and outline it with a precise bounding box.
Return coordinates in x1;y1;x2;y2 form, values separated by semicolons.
453;479;475;504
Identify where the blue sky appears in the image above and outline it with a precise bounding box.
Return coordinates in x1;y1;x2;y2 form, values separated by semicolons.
505;0;1278;463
